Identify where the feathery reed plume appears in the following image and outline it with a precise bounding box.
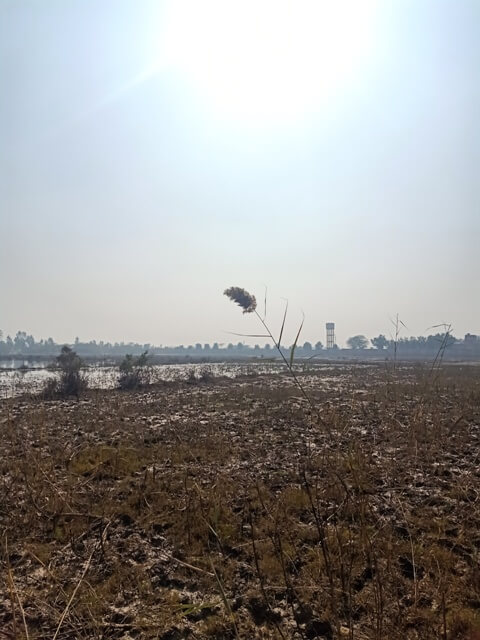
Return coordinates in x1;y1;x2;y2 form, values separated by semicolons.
224;285;326;430
224;287;257;314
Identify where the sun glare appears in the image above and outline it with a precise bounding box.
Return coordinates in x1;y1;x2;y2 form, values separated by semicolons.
162;0;379;125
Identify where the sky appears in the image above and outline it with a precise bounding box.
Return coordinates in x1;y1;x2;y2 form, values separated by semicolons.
1;0;479;347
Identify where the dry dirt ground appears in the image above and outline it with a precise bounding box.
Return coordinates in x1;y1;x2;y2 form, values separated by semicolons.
1;363;480;639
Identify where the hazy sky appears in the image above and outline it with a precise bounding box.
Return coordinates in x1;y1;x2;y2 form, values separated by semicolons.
1;0;479;347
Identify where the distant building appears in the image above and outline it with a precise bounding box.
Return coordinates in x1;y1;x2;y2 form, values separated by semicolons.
464;333;478;345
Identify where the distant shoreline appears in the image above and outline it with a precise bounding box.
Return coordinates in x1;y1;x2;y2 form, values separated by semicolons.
1;350;480;370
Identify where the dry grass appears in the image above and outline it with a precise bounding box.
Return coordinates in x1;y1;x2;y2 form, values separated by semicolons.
1;363;480;639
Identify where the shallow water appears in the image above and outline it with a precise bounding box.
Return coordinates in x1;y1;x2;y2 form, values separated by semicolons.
0;362;291;399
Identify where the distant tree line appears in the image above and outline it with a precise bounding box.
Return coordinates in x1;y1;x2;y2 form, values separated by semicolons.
0;329;478;358
0;331;324;358
356;333;471;351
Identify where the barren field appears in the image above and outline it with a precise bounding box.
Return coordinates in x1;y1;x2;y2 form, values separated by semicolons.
1;363;480;639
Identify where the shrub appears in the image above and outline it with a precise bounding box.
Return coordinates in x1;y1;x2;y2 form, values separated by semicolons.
185;366;215;384
42;346;87;398
198;365;215;383
118;351;150;390
185;367;198;385
41;377;59;399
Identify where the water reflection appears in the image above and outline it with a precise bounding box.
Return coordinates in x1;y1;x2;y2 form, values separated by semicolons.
0;362;287;399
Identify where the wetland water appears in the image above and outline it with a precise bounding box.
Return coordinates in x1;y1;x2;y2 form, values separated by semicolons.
0;361;290;398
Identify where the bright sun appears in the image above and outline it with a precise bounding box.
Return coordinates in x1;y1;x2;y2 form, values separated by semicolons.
162;0;379;125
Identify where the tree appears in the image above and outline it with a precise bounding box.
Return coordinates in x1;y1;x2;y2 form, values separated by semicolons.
347;335;368;350
371;334;388;350
49;346;87;398
302;341;312;353
14;331;27;351
118;351;149;390
314;341;323;351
